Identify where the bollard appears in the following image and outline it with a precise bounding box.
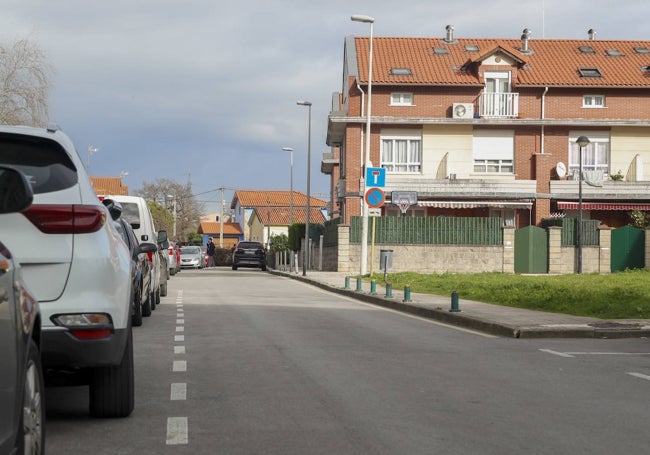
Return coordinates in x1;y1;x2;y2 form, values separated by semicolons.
370;280;377;295
344;276;351;290
403;285;412;303
385;283;393;298
450;290;461;312
356;278;363;292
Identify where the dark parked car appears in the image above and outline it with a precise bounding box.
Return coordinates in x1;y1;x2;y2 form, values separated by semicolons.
103;199;158;327
232;241;267;271
0;166;45;454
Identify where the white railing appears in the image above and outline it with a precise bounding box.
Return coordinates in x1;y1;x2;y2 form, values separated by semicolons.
479;92;519;118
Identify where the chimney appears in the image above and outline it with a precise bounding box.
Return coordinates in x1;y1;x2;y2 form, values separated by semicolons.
444;24;455;43
588;28;597;40
521;28;532;53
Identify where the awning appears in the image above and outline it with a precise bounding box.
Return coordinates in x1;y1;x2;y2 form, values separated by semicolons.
417;200;533;209
557;201;650;211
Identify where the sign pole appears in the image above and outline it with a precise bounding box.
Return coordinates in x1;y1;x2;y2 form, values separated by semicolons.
370;216;376;277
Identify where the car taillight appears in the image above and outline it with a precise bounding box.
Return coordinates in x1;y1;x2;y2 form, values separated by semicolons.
22;204;107;234
147;251;154;263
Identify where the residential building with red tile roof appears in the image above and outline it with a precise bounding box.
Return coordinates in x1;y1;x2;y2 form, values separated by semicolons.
197;221;242;249
325;26;650;228
89;176;129;196
248;207;327;247
230;190;328;240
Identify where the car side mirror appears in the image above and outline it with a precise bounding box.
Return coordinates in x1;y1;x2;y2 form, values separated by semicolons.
0;166;33;214
101;198;123;221
157;230;168;243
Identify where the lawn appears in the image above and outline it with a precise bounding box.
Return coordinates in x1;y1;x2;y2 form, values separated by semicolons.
367;269;650;319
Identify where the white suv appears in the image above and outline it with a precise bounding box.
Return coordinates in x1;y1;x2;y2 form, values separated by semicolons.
0;124;135;418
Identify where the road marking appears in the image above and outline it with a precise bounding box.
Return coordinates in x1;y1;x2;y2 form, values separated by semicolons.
171;383;187;400
166;417;188;445
173;360;187;372
541;349;650;357
176;318;185;324
539;349;574;357
628;372;650;381
174;345;185;354
176;326;184;332
174;335;185;342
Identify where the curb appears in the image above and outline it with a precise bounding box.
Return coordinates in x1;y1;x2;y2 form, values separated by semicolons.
270;270;650;339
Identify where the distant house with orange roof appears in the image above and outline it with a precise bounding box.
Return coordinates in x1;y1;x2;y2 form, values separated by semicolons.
89;176;129;196
197;220;242;249
230;190;328;240
248;206;327;247
325;26;650;229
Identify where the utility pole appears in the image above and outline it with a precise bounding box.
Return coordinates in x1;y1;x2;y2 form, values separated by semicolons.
219;186;225;248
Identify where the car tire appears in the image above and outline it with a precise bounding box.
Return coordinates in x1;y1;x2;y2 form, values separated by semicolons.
261;264;267;271
170;268;176;276
132;291;143;327
17;339;45;455
142;291;152;317
155;288;161;305
232;264;237;270
89;329;134;418
160;280;167;297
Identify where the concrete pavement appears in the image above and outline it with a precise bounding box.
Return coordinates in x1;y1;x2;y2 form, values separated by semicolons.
269;269;650;339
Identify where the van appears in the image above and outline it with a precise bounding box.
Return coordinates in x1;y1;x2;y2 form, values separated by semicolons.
109;195;168;305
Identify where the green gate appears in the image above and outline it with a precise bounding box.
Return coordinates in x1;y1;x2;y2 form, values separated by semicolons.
611;225;644;271
515;226;548;273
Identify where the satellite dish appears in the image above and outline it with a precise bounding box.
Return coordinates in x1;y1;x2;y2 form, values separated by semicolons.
555;162;567;178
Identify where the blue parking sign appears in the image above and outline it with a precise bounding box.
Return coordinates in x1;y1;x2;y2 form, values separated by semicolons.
366;167;385;188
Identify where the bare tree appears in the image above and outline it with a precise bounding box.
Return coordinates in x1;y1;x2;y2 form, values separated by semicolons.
134;178;204;242
0;36;52;126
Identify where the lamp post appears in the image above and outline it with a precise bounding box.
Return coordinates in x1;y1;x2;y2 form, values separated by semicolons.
87;146;99;170
167;194;177;240
575;135;590;274
297;100;312;276
351;13;375;276
281;147;294;225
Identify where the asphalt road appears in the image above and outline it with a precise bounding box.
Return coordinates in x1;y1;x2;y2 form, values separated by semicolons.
45;267;650;454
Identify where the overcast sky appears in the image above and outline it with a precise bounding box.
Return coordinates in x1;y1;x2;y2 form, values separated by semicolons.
2;0;648;213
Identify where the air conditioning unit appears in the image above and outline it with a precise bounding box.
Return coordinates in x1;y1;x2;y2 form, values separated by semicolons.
452;103;474;119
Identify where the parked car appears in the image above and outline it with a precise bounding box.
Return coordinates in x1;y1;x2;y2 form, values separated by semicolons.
232;241;267;270
179;245;204;269
0;166;45;454
103;199;157;327
0;124;135;418
168;241;180;275
108;195;167;307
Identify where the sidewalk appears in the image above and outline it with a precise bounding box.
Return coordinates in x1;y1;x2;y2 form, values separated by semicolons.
269;269;650;339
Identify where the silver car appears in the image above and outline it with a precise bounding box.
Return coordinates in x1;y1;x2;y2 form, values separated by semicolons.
179;245;204;269
0;166;45;454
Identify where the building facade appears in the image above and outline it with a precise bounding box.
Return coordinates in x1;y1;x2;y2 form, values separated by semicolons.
325;27;650;229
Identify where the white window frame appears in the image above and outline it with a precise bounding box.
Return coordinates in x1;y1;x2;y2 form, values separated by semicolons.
569;132;610;176
583;94;605;108
390;92;413;106
472;130;514;174
381;132;422;174
490;209;516;228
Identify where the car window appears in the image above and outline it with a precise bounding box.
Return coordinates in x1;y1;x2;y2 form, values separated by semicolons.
0;133;78;194
182;247;201;254
238;242;262;249
119;202;142;227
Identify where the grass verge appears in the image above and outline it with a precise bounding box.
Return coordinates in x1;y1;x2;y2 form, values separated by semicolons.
366;269;650;319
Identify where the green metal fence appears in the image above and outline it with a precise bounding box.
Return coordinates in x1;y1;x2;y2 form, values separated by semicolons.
349;216;503;245
322;217;342;247
560;217;600;246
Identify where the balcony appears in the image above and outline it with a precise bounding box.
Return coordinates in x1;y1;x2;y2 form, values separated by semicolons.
384;177;536;199
478;93;519;118
550;180;650;200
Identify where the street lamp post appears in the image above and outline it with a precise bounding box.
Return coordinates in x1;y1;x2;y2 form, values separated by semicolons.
167;194;177;240
297;100;312;276
575;135;590;274
351;13;375;276
281;147;294;225
87;146;99;170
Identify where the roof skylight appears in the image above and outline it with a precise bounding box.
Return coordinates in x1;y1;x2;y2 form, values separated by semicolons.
634;46;650;54
578;46;595;54
433;47;449;55
390;67;412;76
465;44;479;52
605;49;623;57
578;67;602;77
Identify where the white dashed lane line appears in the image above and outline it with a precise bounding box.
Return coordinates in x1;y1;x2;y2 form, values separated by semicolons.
167;290;188;446
628;372;650;381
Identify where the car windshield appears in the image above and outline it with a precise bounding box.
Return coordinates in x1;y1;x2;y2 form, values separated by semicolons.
182;246;201;254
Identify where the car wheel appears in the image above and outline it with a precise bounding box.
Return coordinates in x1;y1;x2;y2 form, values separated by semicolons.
17;339;45;455
261;264;267;271
160;280;167;297
155;288;160;305
132;290;143;327
142;291;152;317
232;264;237;270
89;329;134;418
170;268;176;276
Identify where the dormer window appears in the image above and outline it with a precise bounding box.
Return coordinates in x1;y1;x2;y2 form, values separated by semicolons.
579;67;602;78
390;67;412;76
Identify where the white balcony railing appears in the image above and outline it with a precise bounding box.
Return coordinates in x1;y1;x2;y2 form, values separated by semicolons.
478;92;519;118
